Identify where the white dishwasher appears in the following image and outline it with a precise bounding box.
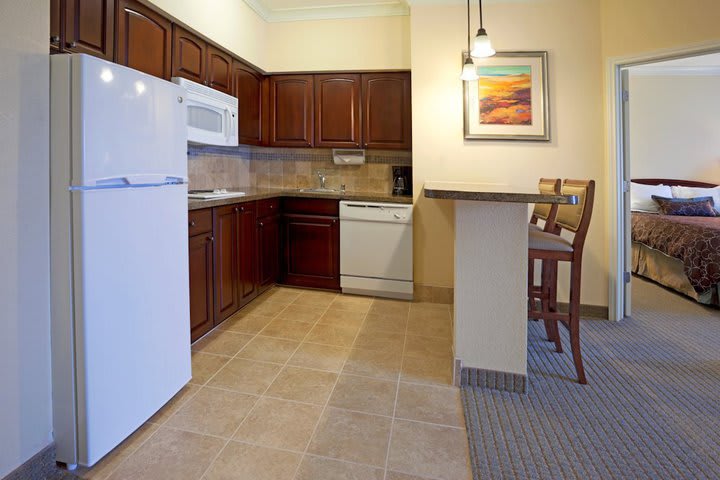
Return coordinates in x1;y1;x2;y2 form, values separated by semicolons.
340;201;413;299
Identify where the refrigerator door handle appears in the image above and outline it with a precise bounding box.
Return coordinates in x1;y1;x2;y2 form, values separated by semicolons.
87;174;188;187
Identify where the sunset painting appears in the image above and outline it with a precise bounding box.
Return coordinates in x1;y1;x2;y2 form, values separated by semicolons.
477;65;532;125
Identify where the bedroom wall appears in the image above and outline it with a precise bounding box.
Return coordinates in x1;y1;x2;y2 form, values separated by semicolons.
628;74;720;184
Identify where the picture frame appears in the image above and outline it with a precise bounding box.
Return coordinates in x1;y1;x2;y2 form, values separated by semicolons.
463;51;550;141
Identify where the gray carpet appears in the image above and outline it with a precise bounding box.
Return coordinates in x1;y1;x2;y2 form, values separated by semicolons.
462;277;720;480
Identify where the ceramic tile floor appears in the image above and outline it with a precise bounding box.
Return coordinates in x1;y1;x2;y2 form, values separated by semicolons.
75;287;471;480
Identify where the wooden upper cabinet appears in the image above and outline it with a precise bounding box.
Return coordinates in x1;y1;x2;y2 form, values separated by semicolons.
361;73;412;150
116;0;172;80
206;46;233;94
172;25;206;85
270;75;314;148
63;0;114;60
50;0;63;53
314;74;361;148
233;61;268;146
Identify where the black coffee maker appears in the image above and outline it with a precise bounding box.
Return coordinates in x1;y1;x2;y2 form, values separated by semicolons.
392;166;412;196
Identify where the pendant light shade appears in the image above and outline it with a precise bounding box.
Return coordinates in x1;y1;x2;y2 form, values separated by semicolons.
460;57;479;81
470;0;495;58
471;28;495;58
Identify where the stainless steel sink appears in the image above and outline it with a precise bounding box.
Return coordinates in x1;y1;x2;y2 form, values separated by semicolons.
296;188;340;194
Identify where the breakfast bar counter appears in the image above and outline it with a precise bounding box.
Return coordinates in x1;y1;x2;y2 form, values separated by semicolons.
424;181;576;393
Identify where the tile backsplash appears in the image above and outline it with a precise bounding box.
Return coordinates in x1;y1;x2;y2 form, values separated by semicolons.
188;145;411;194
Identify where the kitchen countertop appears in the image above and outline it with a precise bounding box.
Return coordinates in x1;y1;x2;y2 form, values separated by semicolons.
423;181;577;204
188;187;413;211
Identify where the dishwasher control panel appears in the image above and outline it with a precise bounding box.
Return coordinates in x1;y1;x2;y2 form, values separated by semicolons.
339;201;413;224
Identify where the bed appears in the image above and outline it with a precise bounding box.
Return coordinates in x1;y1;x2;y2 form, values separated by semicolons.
631;178;720;307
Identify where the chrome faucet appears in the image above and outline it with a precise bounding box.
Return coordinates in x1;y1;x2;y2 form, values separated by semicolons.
317;170;326;189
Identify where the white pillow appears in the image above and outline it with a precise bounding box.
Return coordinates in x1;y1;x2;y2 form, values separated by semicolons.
671;185;720;211
631;182;671;213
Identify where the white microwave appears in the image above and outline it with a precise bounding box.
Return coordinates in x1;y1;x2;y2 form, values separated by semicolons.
171;77;238;147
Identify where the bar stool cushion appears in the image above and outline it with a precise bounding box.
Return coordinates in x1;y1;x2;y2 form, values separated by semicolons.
529;230;574;252
529;223;543;233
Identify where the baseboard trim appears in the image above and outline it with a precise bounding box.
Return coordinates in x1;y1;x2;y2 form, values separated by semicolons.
3;443;72;480
459;365;527;394
557;302;609;319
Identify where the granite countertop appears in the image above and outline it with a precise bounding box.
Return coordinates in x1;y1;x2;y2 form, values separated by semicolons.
423;181;577;205
188;187;413;211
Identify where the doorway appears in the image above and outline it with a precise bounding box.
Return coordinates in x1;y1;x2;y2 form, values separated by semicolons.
610;46;720;320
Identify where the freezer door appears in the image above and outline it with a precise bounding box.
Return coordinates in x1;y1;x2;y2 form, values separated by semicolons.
71;54;187;187
72;184;190;466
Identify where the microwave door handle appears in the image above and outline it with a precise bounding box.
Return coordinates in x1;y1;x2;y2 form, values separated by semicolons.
224;106;232;140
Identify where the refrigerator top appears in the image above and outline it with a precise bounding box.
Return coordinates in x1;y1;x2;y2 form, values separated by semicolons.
61;54;188;188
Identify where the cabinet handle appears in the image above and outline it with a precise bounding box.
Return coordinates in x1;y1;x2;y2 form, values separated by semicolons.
50;36;60;44
259;222;264;227
240;206;245;212
66;41;77;48
189;220;196;227
332;219;337;224
204;80;209;86
207;236;214;242
234;207;239;213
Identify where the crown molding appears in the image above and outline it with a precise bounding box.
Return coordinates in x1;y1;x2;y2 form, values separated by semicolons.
243;0;409;22
630;65;720;76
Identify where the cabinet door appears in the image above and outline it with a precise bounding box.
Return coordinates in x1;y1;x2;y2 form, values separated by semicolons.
189;233;214;342
257;214;280;292
50;0;63;53
282;214;340;290
206;45;233;94
236;203;258;307
172;25;206;85
270;75;314;147
64;0;114;60
116;0;172;80
212;205;239;324
233;61;268;146
314;74;361;148
361;73;412;150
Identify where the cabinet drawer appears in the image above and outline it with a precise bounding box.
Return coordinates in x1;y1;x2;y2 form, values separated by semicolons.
283;197;339;216
188;209;212;236
257;198;280;218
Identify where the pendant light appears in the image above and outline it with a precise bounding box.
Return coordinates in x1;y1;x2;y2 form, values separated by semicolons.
460;0;479;81
470;0;495;58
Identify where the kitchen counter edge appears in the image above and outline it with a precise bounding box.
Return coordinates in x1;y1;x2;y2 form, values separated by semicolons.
188;189;413;211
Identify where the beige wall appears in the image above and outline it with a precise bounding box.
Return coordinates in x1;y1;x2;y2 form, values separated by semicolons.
0;1;52;476
410;0;607;305
146;0;268;69
629;74;720;184
264;16;410;72
600;0;720;59
145;1;410;73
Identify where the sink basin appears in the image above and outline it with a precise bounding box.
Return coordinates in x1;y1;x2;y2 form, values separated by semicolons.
296;188;341;194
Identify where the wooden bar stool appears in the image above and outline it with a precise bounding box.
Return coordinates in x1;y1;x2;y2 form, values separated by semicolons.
528;179;595;384
528;179;561;336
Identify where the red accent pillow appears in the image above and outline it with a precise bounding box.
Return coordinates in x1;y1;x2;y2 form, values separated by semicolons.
651;195;719;217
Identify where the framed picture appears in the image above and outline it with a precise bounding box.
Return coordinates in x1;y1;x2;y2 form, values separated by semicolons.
463;51;550;141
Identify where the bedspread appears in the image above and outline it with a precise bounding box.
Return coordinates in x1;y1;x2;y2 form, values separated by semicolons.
632;212;720;294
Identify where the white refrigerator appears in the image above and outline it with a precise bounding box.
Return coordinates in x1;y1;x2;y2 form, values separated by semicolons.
50;54;191;468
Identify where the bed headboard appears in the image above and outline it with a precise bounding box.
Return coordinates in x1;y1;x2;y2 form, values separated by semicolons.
632;178;718;188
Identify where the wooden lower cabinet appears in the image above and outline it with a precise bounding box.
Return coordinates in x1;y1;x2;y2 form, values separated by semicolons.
188;209;214;342
188;233;214;342
281;208;340;290
212;201;257;326
257;213;280;292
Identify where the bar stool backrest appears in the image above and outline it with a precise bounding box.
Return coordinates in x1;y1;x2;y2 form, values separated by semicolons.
555;179;595;250
531;178;561;230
